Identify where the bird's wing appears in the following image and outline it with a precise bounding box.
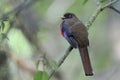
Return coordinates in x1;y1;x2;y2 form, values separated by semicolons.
61;21;78;48
71;22;89;47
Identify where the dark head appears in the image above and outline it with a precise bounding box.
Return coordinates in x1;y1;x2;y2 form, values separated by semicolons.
61;13;76;20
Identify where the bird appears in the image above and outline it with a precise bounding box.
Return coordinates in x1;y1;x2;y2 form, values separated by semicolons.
60;12;93;76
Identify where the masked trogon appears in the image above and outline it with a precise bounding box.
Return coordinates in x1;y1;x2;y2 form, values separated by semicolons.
60;13;93;76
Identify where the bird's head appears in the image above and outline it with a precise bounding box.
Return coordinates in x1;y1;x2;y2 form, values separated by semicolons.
61;13;76;20
61;13;79;25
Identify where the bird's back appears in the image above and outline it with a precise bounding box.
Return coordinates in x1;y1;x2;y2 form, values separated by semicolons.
70;22;89;48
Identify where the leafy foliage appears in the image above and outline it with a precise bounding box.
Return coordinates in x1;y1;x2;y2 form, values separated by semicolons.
34;57;58;80
0;19;9;40
34;71;49;80
0;18;8;31
34;59;49;80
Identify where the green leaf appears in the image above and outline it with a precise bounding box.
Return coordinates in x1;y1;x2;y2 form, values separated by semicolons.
83;0;88;4
34;71;49;80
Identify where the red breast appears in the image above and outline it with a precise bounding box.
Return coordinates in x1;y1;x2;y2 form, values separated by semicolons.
60;23;64;37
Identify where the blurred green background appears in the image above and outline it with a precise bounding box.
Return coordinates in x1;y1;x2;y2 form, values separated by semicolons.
0;0;120;80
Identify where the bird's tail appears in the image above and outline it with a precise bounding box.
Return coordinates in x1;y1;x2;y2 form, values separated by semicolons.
78;47;93;76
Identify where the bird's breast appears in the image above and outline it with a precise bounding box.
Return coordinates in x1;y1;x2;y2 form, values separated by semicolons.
60;24;65;37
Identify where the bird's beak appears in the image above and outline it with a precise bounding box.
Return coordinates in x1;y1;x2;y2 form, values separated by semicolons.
61;16;65;20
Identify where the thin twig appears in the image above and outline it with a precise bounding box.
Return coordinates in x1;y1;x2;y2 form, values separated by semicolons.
109;6;120;15
86;0;119;28
49;46;73;79
49;0;119;79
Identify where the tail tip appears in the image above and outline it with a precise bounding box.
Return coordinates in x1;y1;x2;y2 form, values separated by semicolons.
85;73;94;76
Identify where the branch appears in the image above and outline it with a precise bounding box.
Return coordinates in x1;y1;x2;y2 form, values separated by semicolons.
49;0;119;79
86;0;119;28
109;6;120;15
49;46;73;79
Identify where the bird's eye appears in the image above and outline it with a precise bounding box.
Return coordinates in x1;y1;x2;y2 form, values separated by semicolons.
69;14;72;18
64;14;72;18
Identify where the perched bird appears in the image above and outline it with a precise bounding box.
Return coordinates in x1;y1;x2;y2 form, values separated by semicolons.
60;13;93;76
